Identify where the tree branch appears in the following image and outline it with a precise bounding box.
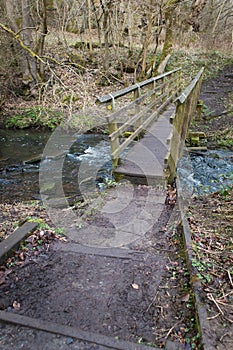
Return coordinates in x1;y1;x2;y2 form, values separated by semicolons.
0;22;45;64
0;22;86;70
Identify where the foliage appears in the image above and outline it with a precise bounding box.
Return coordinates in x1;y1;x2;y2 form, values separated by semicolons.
166;50;233;84
1;0;233;131
5;107;63;130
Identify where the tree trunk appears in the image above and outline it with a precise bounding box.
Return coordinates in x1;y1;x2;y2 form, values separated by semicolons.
127;0;133;57
5;0;43;87
157;5;173;74
87;0;93;59
102;0;110;72
36;0;48;80
21;0;38;84
187;0;208;32
140;0;153;78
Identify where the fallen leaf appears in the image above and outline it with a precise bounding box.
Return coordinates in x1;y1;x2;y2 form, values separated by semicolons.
13;301;20;310
180;293;190;302
132;283;139;290
19;252;25;261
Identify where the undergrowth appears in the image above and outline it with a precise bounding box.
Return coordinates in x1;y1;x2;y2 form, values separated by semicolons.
1;42;233;130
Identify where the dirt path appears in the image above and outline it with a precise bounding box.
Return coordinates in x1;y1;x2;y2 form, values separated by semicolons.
0;183;198;350
187;64;233;350
197;64;233;149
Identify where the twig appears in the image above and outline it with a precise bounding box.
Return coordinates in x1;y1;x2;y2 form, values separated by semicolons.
207;293;224;315
224;316;233;323
228;270;233;287
223;290;233;298
217;300;233;309
208;293;233;323
220;332;231;342
165;321;181;340
195;246;220;255
146;292;158;312
207;313;220;320
156;305;165;319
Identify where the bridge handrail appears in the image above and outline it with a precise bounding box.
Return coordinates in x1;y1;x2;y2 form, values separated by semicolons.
166;67;205;183
97;67;182;168
96;68;182;104
106;82;165;123
176;67;205;104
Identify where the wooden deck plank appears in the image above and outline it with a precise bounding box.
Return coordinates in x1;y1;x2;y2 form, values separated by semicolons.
0;311;160;350
0;221;38;264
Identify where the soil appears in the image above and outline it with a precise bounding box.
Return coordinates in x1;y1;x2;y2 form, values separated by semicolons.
0;64;233;350
0;183;199;350
200;66;233;117
187;64;233;349
194;65;233;149
188;189;233;350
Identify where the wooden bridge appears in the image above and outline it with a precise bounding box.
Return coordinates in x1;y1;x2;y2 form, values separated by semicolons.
97;67;204;186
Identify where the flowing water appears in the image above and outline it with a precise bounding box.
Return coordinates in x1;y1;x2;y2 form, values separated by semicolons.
1;129;233;203
0;130;112;203
178;149;233;196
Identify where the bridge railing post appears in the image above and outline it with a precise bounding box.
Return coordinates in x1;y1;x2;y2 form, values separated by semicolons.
107;118;120;168
160;75;167;103
134;84;142;130
107;95;120;168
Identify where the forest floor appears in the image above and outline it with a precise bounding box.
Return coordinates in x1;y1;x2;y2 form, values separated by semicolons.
186;65;233;350
0;57;233;349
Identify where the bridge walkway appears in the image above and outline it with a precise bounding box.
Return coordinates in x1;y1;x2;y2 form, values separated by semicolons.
114;105;175;185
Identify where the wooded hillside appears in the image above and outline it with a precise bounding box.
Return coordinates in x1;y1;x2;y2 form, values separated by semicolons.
0;0;233;125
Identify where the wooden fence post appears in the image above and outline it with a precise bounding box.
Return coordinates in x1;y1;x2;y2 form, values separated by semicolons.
134;84;142;131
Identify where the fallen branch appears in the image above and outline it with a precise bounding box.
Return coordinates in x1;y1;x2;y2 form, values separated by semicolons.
207;293;233;323
207;293;224;315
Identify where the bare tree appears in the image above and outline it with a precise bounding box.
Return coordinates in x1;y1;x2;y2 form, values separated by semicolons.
156;0;183;74
187;0;208;31
2;0;49;91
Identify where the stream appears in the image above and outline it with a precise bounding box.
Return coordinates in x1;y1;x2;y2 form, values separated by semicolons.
0;130;112;203
1;129;233;203
178;149;233;195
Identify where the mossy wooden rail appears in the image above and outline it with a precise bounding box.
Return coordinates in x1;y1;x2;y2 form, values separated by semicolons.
97;68;182;168
165;67;205;182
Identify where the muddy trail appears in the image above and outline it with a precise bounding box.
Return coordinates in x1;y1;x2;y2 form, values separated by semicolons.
197;64;233;148
0;183;196;350
0;65;233;350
